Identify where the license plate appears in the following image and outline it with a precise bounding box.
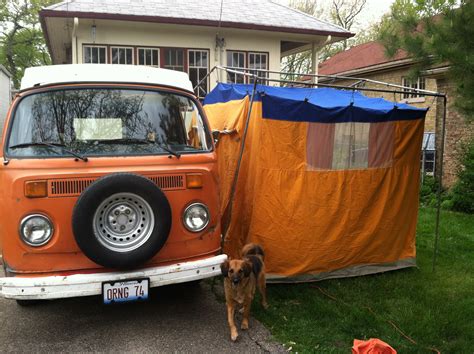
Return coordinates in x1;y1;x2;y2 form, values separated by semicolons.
102;278;149;304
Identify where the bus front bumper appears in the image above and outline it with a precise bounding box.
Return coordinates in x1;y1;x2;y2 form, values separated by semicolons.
0;254;226;300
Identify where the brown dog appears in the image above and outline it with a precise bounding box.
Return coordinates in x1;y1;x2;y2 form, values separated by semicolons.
220;243;268;341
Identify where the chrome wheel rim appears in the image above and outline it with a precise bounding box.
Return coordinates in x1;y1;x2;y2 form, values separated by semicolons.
93;192;155;252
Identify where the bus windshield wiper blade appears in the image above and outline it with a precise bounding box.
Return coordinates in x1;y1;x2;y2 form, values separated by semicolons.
158;144;181;159
95;138;151;145
93;138;181;158
96;138;181;158
9;142;88;162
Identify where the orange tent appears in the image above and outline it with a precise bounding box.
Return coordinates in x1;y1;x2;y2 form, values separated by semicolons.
204;84;426;282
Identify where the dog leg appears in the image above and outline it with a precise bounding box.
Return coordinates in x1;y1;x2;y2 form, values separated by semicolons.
258;275;269;309
227;303;238;341
241;301;251;330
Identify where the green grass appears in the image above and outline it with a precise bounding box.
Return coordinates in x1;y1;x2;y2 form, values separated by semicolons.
252;207;474;353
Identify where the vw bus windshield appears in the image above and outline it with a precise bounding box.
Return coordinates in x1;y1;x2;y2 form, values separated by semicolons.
6;88;212;158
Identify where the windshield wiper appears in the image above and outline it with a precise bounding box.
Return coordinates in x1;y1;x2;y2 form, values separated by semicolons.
158;144;181;159
9;142;88;162
94;138;151;145
95;139;181;158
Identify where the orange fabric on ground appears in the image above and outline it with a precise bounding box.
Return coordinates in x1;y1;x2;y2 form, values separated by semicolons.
352;338;397;354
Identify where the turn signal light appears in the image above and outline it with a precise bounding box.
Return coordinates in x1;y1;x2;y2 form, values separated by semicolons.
25;180;48;198
186;174;203;189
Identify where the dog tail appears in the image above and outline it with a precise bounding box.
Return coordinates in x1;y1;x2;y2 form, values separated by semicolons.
242;243;265;260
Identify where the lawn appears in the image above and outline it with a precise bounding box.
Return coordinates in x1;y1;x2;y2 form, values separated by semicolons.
251;207;474;353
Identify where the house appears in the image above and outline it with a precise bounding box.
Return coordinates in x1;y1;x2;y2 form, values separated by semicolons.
0;65;12;135
315;41;473;187
39;0;352;98
317;41;438;132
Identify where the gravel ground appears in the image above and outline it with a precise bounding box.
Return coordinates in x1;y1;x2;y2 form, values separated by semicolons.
0;266;284;353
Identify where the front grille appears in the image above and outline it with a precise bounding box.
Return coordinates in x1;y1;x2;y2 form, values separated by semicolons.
148;175;185;190
48;174;186;197
50;178;95;197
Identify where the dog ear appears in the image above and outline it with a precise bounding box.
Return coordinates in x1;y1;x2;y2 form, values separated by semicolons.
242;260;252;277
220;260;229;277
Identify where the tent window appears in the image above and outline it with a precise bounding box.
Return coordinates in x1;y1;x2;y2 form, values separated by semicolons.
307;123;335;170
307;122;394;171
332;123;370;169
368;122;394;168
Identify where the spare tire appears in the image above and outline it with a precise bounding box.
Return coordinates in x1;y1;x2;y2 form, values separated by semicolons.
72;173;171;269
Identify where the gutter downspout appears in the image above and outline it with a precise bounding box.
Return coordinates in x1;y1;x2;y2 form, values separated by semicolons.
72;17;79;64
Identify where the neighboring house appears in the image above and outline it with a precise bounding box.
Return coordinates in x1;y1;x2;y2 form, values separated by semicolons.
0;65;12;135
317;41;438;133
315;41;473;187
39;0;352;98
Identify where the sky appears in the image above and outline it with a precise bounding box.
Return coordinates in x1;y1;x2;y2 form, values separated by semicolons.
274;0;396;32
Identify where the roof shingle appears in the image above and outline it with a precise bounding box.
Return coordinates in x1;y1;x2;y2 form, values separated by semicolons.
319;41;409;75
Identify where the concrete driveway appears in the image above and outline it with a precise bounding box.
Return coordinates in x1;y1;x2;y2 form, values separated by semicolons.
0;267;284;353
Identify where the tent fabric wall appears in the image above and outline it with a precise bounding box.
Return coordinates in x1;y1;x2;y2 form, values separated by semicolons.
204;83;427;282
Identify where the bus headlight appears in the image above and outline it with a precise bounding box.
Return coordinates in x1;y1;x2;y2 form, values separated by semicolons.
183;203;210;232
19;214;54;246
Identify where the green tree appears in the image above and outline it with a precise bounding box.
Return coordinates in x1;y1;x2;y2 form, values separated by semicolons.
0;0;58;88
379;0;474;118
449;140;474;213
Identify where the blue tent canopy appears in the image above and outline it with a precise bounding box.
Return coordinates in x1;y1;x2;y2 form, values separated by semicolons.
203;83;428;123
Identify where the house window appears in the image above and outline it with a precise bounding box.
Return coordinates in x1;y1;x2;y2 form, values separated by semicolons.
111;47;133;64
138;48;159;66
83;46;107;64
421;132;436;175
402;77;426;99
188;50;209;98
227;51;246;84
163;48;185;71
248;52;268;84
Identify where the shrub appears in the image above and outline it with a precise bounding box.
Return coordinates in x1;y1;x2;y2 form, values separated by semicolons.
449;139;474;213
419;175;438;205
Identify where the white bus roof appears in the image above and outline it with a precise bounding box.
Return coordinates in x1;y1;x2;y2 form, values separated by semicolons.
20;64;194;92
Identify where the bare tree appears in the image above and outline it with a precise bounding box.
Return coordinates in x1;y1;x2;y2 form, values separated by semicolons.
281;0;324;80
282;0;369;79
331;0;367;50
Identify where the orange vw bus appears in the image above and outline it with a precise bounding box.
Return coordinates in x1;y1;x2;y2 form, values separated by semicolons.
0;64;225;305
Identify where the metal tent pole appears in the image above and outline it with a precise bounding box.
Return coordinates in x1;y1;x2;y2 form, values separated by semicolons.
193;66;217;96
221;78;259;238
432;95;447;271
210;66;444;98
220;66;440;95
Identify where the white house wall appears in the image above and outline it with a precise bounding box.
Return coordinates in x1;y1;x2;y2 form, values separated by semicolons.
73;19;282;90
0;69;11;135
